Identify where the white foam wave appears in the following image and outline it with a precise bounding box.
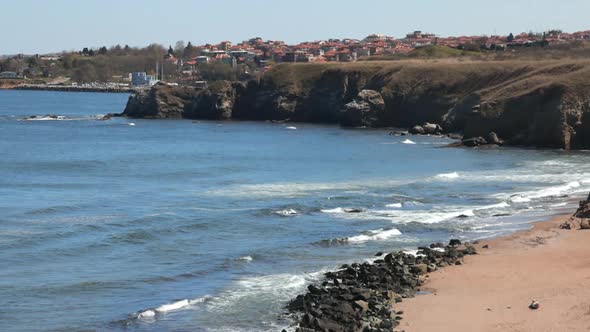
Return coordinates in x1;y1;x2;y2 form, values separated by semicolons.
550;202;569;208
477;202;511;210
128;123;136;126
321;207;346;214
238;256;253;262
509;195;531;203
347;228;402;243
505;180;584;204
385;203;402;208
436;172;459;179
402;139;416;145
275;209;298;216
285;126;297;130
136;297;209;320
25;115;67;121
422;209;475;223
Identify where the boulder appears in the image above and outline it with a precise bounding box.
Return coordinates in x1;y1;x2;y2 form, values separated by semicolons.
422;122;443;135
449;239;462;247
486;132;504;145
462;136;488;147
409;125;426;135
340;90;385;127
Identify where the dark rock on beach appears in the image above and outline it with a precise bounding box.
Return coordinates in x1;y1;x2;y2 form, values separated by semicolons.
286;240;477;331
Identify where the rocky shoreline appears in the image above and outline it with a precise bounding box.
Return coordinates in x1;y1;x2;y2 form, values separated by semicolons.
283;195;590;332
283;240;478;332
119;61;590;149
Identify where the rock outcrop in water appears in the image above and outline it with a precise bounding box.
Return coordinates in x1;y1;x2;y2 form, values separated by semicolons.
122;61;590;149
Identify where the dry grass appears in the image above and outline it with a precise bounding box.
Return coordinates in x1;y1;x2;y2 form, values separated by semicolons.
264;58;590;106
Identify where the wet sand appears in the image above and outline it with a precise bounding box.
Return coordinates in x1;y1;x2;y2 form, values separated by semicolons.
398;214;590;331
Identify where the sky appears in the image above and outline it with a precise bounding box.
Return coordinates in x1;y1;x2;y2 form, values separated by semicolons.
2;0;590;54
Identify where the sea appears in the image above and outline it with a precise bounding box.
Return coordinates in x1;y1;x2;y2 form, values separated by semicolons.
1;90;588;331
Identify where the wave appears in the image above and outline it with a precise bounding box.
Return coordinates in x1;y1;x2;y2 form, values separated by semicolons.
436;172;460;180
22;114;112;121
238;256;253;262
135;297;210;320
320;207;364;214
24;115;67;121
347;228;402;243
274;209;298;216
504;180;586;204
385;203;402;208
402;139;416;145
285;126;297;130
477;202;511;210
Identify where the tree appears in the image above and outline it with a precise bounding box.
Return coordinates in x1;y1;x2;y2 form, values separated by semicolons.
82;47;90;55
98;46;108;55
507;33;514;42
183;41;195;59
174;40;186;57
72;63;97;83
168;45;174;56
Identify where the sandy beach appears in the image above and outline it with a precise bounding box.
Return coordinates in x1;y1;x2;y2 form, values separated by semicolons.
398;213;590;332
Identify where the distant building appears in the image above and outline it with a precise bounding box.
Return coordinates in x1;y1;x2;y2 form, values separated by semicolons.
195;56;210;64
131;72;158;86
0;71;18;79
364;34;386;43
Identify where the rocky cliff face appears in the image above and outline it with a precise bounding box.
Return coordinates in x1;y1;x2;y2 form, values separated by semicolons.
122;61;590;149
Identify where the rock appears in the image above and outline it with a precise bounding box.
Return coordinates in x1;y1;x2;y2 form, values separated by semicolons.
307;284;323;295
344;208;364;213
462;246;478;255
482;244;490;249
486;132;504;145
529;300;540;310
430;242;445;248
340;90;385;127
422;122;443;135
380;319;394;329
462;136;488;147
353;300;370;313
449;239;462;247
409;125;426;135
581;219;590;229
411;264;428;275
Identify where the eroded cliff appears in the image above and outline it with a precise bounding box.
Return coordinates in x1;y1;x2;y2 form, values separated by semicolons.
122;60;590;149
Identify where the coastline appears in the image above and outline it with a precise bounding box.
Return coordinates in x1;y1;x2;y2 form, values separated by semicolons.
396;212;590;332
286;199;590;332
0;84;137;93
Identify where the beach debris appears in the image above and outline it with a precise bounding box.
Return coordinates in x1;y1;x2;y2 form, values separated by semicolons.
482;244;490;249
529;300;540;310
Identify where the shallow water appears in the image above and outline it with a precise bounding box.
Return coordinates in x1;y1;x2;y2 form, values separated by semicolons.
0;90;588;331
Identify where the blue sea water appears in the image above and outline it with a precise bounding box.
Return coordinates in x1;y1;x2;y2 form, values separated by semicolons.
0;90;589;331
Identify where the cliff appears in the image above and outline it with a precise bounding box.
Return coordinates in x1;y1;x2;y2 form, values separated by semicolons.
121;60;590;149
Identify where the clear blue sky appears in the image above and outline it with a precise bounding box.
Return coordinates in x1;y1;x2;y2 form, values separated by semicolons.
2;0;589;54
